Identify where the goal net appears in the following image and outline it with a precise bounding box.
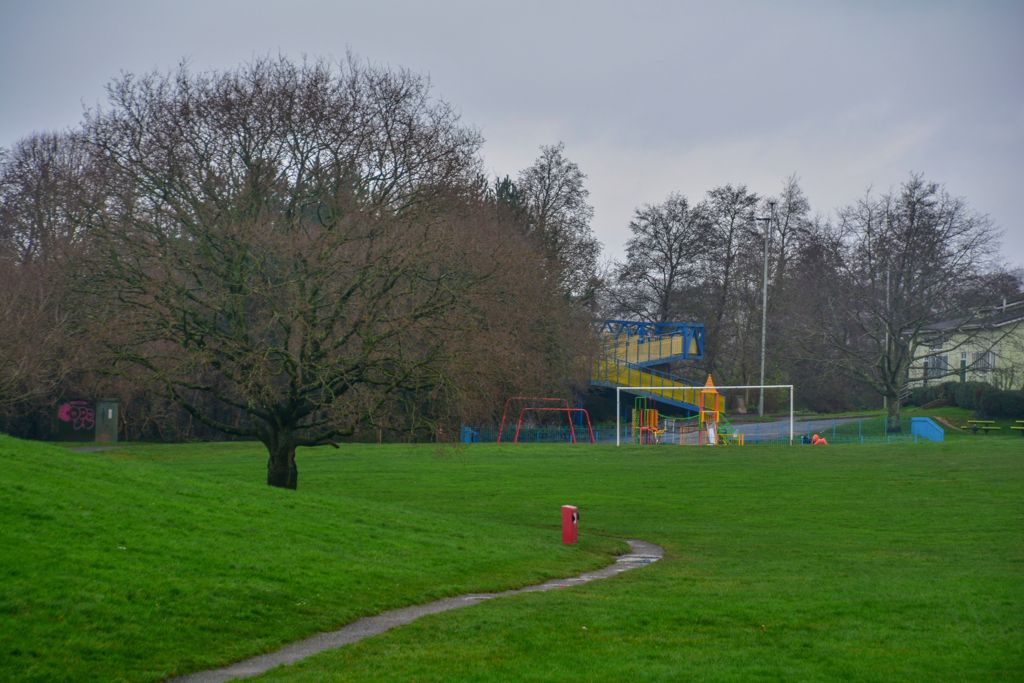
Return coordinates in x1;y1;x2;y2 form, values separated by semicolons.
614;384;795;446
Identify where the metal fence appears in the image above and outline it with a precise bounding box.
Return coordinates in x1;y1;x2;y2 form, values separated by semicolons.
463;416;939;446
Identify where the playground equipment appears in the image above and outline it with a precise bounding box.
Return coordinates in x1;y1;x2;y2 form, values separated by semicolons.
512;407;594;444
698;375;720;446
497;397;567;443
615;380;795;446
631;397;663;444
660;414;700;444
496;396;595;444
482;320;795;448
696;375;745;445
626;376;745;446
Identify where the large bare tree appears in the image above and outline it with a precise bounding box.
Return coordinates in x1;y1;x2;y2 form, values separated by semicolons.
700;184;760;377
516;143;601;302
610;193;707;323
819;174;999;431
79;56;573;488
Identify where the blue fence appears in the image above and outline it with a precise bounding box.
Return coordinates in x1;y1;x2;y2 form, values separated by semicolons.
462;416;946;446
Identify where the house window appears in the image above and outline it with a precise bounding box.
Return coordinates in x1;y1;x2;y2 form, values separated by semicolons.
972;351;995;371
926;355;949;379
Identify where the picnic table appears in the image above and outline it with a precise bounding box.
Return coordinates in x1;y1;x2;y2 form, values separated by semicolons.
1011;420;1024;437
960;419;1001;435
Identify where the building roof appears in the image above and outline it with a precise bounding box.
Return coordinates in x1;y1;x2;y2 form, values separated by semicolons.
928;296;1024;333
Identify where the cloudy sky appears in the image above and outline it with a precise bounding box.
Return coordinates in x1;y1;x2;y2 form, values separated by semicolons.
2;0;1022;269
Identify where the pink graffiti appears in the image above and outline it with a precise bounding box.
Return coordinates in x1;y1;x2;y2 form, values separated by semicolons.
57;401;95;431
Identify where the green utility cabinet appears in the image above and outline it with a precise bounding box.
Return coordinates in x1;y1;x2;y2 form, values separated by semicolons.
95;399;119;443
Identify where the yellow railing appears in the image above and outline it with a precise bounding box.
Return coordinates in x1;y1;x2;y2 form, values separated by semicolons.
603;332;698;365
593;357;723;411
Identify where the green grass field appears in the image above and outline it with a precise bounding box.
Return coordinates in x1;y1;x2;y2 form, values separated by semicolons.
1;433;1022;681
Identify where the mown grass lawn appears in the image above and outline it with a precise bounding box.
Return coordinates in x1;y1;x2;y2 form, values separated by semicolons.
1;434;1022;681
0;437;619;681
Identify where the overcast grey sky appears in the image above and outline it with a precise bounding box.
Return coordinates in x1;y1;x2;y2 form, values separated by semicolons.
2;0;1022;269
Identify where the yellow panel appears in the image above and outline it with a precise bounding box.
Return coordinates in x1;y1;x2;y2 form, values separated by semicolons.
602;331;690;364
593;357;704;407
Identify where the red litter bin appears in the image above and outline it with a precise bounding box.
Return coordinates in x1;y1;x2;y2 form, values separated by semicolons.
561;505;579;544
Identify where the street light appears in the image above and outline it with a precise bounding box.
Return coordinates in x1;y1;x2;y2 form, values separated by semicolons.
753;200;776;417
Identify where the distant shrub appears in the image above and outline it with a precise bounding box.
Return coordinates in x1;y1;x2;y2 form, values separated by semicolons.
906;381;998;410
976;390;1024;419
906;382;957;407
952;382;995;410
905;387;925;406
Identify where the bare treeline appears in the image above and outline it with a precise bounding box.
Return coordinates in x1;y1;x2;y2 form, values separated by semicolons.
0;57;596;487
1;54;1017;472
604;174;1015;427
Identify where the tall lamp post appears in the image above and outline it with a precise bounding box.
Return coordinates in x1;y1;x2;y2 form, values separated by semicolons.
754;201;776;417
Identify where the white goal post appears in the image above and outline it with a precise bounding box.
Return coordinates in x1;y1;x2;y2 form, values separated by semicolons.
615;384;795;446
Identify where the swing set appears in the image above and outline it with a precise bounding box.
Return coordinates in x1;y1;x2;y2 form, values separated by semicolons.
496;396;595;444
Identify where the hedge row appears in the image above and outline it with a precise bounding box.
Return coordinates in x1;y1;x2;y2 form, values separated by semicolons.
977;390;1024;419
905;381;994;410
905;380;1024;419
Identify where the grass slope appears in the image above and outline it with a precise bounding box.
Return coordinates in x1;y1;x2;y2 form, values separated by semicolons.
252;439;1023;682
1;435;1021;681
0;436;619;681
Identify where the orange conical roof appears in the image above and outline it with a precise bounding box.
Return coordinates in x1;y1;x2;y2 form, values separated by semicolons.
701;374;718;394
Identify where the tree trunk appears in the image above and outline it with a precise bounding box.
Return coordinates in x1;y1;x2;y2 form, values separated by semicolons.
886;395;902;433
266;440;298;489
